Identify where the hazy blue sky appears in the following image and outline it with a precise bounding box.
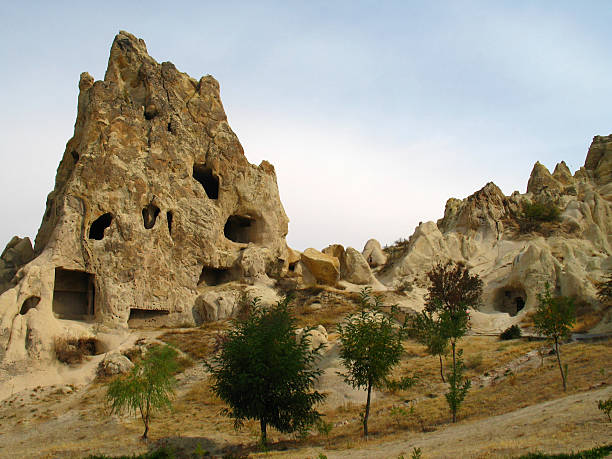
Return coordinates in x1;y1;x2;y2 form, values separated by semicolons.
1;1;611;251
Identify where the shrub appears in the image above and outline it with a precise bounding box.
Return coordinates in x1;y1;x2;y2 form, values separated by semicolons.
522;200;561;222
55;337;97;364
500;324;523;340
598;397;612;422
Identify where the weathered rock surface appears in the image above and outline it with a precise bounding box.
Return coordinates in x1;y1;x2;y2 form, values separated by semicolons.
97;352;134;377
341;247;373;285
362;239;387;267
0;237;34;295
301;248;340;285
0;31;290;368
380;138;612;333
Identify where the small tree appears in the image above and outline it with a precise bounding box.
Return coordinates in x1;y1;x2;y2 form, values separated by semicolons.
425;261;482;422
408;310;449;382
337;287;414;438
207;296;325;446
534;284;576;391
106;345;178;439
596;273;612;306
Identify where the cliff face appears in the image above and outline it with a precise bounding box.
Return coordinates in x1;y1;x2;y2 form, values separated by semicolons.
379;137;612;333
0;32;290;366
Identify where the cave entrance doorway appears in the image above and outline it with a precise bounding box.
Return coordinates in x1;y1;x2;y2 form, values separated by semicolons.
193;164;219;199
128;308;169;328
198;266;235;286
493;287;527;316
52;268;95;320
224;215;261;244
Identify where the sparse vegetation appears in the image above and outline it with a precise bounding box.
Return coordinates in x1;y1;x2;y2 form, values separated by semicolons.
516;444;612;458
206;295;325;446
425;261;482;422
518;200;561;233
500;324;523;340
106;345;179;439
54;337;98;364
597;397;612;422
534;284;576;391
337;287;415;437
408;310;449;382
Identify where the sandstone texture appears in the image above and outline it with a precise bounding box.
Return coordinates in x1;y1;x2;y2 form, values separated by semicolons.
0;31;290;369
379;137;612;333
300;248;340;285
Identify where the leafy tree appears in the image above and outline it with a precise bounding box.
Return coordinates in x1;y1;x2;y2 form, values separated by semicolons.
207;296;325;446
106;345;179;439
337;287;414;437
408;309;449;382
596;272;612;305
425;261;482;422
534;284;576;391
444;349;471;424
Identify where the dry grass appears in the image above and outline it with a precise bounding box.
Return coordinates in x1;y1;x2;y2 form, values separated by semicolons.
54;337;98;364
304;338;611;449
159;321;228;360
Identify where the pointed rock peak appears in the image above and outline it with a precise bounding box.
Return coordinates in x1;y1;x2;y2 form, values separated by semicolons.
527;161;561;194
104;31;157;84
584;134;612;186
552;161;573;185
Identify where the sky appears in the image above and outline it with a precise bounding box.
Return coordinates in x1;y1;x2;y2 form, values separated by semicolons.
1;1;611;252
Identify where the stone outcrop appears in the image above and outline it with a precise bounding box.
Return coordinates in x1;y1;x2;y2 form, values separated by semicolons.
380;137;612;333
362;239;387;267
0;31;290;368
301;248;340;285
0;237;34;295
341;247;373;285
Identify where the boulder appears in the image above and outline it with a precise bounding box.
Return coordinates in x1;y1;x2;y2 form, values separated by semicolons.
195;290;240;322
362;239;387;268
322;244;344;260
296;325;328;351
301;248;340;285
97;353;134;377
341;247;372;285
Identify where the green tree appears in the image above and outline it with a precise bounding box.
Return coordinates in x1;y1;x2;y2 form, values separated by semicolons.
534;284;576;391
408;309;449;382
425;261;482;422
106;345;179;439
596;272;612;306
337;287;414;438
207;296;325;446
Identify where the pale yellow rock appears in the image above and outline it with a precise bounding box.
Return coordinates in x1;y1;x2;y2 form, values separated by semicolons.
341;247;373;285
362;239;387;267
0;31;290;368
301;248;340;285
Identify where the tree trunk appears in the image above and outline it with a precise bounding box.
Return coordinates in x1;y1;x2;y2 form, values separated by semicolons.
142;421;149;440
451;339;457;423
439;354;445;383
554;337;567;391
260;419;267;446
364;381;372;438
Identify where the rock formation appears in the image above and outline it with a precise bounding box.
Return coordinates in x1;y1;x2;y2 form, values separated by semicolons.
379;136;612;333
0;31;290;368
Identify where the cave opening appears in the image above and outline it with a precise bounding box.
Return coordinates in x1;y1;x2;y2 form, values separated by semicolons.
198;266;235;286
224;215;260;244
192;164;219;199
128;308;170;328
493;286;527;316
89;213;113;240
142;204;161;229
52;268;95;320
20;296;40;315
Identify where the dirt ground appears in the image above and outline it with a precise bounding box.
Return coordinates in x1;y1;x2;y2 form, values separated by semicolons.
0;327;610;459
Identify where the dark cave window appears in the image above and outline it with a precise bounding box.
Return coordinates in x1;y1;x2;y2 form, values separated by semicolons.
142;204;161;230
192;164;219;199
89;213;113;240
167;211;174;235
224;215;258;243
20;296;40;315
